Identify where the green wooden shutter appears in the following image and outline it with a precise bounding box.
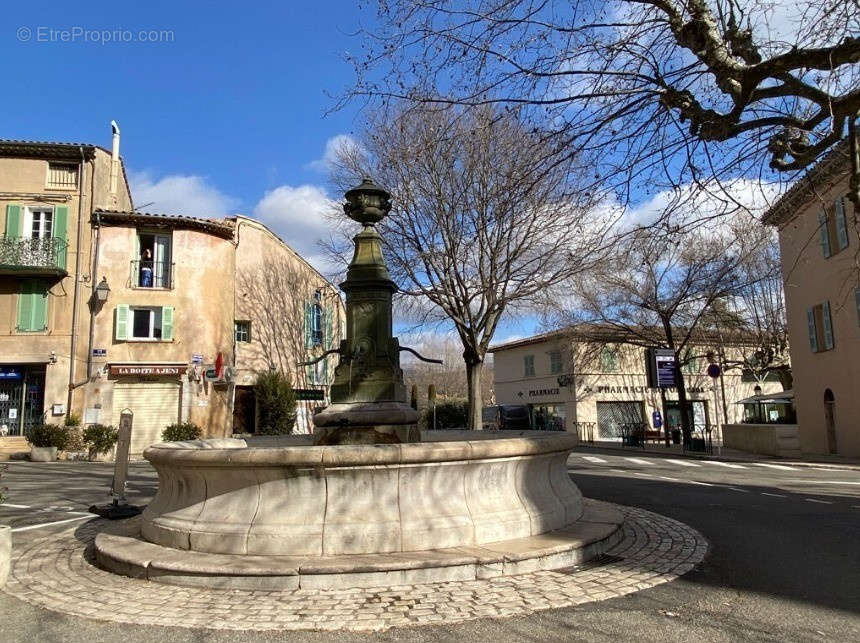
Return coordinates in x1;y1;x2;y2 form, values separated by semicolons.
17;280;47;332
321;357;329;384
17;281;33;331
304;302;313;349
834;198;849;251
53;206;69;269
32;280;47;331
806;308;818;352
5;204;22;237
115;304;129;341
822;301;834;350
161;306;174;341
819;211;831;258
324;306;333;349
305;364;314;385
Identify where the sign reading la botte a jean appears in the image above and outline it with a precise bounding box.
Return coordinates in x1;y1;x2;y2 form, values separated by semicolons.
109;365;187;377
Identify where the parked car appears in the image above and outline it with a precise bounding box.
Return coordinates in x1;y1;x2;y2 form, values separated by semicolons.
481;405;532;430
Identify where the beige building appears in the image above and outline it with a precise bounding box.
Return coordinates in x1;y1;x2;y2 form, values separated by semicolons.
491;327;782;443
763;141;860;457
1;128;343;454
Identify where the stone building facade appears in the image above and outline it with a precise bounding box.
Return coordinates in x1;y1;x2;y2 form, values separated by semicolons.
491;327;782;443
1;128;343;455
763;141;860;457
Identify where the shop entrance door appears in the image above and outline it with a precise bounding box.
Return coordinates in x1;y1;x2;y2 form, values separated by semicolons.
0;369;45;436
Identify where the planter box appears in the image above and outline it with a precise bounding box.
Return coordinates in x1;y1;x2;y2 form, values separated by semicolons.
722;423;801;458
29;446;57;462
0;524;10;589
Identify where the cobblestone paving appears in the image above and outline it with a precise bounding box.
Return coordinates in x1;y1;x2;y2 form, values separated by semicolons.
3;505;708;632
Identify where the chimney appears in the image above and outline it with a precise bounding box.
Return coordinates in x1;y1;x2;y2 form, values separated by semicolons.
110;120;120;195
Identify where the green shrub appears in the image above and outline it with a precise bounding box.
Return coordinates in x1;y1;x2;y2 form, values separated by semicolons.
423;398;469;429
253;370;297;435
83;424;118;455
28;424;70;449
64;412;81;427
162;421;202;442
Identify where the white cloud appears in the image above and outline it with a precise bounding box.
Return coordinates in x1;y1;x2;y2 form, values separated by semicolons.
252;184;341;275
306;134;361;173
129;171;239;217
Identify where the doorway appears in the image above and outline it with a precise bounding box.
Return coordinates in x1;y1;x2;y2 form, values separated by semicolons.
824;389;837;454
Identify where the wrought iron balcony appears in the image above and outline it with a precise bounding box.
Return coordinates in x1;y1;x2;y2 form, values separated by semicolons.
130;259;174;289
0;236;68;276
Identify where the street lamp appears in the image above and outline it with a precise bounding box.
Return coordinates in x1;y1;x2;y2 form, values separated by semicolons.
94;277;111;302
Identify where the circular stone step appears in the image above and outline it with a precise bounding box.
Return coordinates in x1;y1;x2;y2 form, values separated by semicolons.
95;500;624;590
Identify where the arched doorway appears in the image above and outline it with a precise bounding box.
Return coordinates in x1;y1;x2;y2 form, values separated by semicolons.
823;389;837;454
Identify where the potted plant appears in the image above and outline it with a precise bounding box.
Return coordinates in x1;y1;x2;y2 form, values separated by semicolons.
0;464;10;589
83;424;118;462
162;421;202;442
28;424;69;462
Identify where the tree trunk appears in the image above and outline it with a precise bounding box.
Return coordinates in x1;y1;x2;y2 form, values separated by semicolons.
674;359;693;445
465;358;484;431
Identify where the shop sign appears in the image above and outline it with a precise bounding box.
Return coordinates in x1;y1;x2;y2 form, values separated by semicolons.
109;365;187;377
0;368;23;380
295;388;325;401
528;388;560;397
653;349;676;388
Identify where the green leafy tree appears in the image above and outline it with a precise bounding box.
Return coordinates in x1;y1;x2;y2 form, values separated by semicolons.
253;370;298;435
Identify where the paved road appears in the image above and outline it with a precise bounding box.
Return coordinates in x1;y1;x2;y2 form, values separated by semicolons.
1;452;859;642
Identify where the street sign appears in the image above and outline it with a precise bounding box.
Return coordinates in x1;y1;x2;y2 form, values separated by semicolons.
295;388;325;401
652;349;676;388
707;363;721;378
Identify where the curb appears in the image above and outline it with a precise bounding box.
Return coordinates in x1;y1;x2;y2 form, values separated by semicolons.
574;443;860;471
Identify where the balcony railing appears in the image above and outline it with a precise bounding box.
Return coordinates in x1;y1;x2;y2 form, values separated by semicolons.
0;236;68;275
131;259;174;289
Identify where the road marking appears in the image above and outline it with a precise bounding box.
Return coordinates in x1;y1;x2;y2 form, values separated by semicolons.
582;456;608;464
685;480;714;487
804;498;833;505
656;476;682;482
705;461;747;469
665;459;700;467
751;463;795;471
725;486;750;493
761;492;787;498
609;468;627;474
785;480;860;485
11;515;92;532
0;503;31;509
624;457;654;465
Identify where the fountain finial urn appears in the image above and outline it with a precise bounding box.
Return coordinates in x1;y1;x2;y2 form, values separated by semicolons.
344;178;392;226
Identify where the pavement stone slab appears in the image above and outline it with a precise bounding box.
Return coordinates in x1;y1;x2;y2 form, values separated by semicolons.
2;504;707;632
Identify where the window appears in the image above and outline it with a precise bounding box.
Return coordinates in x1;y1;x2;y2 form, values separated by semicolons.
524;354;535;377
135;232;172;288
17;279;48;332
46;163;78;189
114;305;174;341
305;292;326;348
818;197;850;258
549;350;563;374
599;346;618;372
234;320;251;343
806;301;834;353
24;207;53;239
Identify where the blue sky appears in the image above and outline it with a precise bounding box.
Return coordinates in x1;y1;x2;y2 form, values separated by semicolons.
1;1;537;344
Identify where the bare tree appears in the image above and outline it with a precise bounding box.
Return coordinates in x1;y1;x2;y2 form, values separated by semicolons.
551;225;763;442
328;104;607;429
344;1;860;212
707;227;792;389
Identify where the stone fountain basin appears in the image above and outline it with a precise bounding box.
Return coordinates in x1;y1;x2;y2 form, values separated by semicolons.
96;431;624;589
139;431;584;557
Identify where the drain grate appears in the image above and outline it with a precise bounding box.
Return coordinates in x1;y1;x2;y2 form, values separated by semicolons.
553;553;624;575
